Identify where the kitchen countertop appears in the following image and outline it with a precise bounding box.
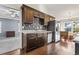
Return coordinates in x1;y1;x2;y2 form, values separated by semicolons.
22;30;52;34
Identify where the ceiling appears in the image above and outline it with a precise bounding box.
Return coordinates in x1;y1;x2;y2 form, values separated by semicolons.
27;4;79;20
2;4;79;20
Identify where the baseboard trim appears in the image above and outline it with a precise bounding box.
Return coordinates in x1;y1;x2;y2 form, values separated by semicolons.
47;42;53;45
55;40;60;43
1;48;20;55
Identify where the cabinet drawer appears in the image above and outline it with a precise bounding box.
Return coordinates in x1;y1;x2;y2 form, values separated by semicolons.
27;34;36;38
37;33;44;37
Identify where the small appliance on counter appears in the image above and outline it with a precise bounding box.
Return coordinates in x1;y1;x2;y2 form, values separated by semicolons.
6;31;15;37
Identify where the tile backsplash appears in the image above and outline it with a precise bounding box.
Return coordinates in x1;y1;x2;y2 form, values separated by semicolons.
23;17;43;30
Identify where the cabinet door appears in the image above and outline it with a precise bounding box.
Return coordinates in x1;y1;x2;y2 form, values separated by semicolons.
27;34;37;52
28;8;34;23
27;38;36;51
22;6;26;23
39;12;45;18
44;15;50;25
22;6;33;24
37;33;45;47
33;10;39;17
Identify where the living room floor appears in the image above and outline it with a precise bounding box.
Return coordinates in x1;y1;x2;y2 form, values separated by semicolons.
25;41;75;55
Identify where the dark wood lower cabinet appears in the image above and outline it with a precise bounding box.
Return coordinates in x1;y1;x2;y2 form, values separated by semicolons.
26;33;36;52
37;34;45;47
25;33;45;52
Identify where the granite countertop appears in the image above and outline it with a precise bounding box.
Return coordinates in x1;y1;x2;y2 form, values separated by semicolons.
22;30;52;34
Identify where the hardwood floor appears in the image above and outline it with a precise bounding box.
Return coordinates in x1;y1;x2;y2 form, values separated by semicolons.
25;43;56;55
23;41;75;55
1;41;75;55
55;42;75;55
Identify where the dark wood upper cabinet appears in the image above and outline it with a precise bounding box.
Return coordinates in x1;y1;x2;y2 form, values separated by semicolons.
22;5;34;24
39;12;45;18
44;15;55;25
33;10;39;17
44;15;50;25
22;4;55;24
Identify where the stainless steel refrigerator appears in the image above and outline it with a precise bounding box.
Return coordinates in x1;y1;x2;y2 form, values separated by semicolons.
47;20;60;42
